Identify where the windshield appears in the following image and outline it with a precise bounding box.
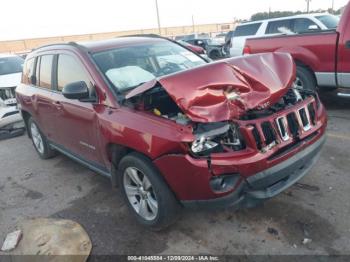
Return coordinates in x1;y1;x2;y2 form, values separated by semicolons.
316;15;339;29
0;56;24;76
93;41;206;92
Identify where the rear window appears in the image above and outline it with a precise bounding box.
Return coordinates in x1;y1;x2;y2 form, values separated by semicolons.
293;18;320;33
266;19;293;34
38;55;53;89
234;23;262;37
0;56;24;76
316;15;339;29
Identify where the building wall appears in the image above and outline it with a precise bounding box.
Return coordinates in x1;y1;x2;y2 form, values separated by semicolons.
0;23;236;54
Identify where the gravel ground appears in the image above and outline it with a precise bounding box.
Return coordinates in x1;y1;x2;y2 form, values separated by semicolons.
0;92;350;256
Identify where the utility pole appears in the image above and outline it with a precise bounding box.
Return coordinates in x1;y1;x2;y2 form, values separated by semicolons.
331;0;335;13
192;15;195;33
306;0;311;13
155;0;161;35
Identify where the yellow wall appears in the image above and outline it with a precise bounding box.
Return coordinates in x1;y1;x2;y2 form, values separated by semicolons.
0;23;236;54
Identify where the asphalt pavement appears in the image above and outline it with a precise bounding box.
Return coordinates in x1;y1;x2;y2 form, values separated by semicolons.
0;91;350;256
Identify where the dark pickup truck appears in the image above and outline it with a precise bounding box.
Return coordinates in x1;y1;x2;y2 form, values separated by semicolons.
244;1;350;97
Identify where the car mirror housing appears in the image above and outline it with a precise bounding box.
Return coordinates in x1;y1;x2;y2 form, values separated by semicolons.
308;25;319;31
62;81;90;100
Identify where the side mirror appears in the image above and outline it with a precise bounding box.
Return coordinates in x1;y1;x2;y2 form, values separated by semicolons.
308;24;319;31
62;81;90;100
197;40;204;46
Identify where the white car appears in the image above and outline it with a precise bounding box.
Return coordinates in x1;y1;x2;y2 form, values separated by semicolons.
0;54;25;139
230;13;340;57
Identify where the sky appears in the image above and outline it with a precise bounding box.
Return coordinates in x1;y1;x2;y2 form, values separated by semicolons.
0;0;348;41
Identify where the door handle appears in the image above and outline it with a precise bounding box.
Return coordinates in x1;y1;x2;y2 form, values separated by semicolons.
52;101;63;109
346;40;350;49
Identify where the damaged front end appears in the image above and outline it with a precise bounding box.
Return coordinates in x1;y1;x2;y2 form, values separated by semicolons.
125;52;326;204
124;52;299;156
0;86;25;140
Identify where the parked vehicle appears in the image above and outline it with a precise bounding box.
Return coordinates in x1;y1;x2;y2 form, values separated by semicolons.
16;36;326;230
177;40;206;55
174;33;210;41
230;13;340;57
244;2;350;96
185;38;224;59
0;54;25;139
223;30;235;56
213;32;227;45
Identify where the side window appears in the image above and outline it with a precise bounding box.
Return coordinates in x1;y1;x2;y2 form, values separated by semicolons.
57;54;91;91
234;23;262;37
266;19;293;34
22;58;35;84
293;18;319;33
38;55;54;89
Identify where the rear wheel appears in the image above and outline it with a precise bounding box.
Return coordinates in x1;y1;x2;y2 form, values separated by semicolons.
295;66;317;92
119;152;181;230
28;117;56;159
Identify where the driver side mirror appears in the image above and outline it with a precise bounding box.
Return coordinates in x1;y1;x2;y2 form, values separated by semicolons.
308;24;319;31
62;81;90;100
197;40;204;47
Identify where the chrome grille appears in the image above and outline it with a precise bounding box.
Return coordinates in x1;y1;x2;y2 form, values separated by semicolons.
249;101;317;151
298;107;311;131
276;116;289;141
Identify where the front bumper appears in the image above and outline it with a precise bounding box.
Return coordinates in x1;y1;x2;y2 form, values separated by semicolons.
181;134;325;209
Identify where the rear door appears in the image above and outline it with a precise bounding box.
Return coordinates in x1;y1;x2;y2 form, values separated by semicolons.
32;54;58;140
230;23;262;56
51;52;105;166
265;19;293;35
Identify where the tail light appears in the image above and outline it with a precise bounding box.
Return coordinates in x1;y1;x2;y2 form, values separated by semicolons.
243;45;251;55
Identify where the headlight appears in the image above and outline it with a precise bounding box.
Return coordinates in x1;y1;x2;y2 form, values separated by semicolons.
191;136;219;155
190;122;245;156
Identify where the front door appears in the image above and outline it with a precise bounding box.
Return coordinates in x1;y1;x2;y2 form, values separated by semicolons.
51;53;105;166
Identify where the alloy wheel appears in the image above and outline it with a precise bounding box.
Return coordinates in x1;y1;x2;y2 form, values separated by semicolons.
30;122;44;154
123;167;158;221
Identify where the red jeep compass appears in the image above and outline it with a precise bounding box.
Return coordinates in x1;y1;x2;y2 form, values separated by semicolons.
16;36;327;230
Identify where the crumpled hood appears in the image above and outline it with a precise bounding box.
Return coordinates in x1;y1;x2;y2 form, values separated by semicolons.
0;72;22;88
126;53;295;122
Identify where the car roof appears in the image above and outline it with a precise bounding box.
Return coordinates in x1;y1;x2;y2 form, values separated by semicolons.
0;53;19;58
239;12;331;26
31;37;169;55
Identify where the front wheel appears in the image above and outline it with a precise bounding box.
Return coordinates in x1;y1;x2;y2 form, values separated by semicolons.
119;152;181;230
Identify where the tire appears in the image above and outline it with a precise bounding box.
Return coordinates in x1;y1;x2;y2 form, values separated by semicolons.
28;117;56;159
209;50;221;60
118;152;181;230
295;66;317;92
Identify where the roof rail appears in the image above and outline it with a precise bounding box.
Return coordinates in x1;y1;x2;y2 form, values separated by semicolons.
32;41;88;52
118;33;163;39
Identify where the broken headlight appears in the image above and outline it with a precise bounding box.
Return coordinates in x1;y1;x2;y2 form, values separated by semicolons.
190;122;245;156
191;136;219;155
